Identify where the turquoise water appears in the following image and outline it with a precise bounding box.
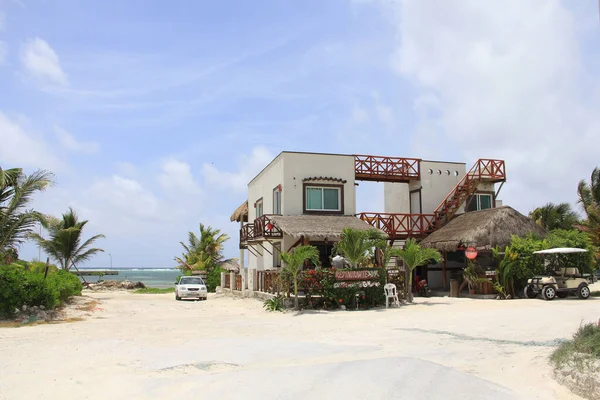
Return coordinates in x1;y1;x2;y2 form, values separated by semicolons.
78;268;181;289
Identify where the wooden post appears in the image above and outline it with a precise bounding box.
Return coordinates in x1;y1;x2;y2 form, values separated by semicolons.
442;251;447;289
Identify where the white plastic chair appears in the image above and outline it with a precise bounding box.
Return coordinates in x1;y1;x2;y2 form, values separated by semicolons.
384;283;400;308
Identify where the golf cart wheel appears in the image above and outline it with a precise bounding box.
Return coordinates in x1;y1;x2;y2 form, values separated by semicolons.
524;286;537;299
557;292;568;299
577;284;591;300
541;285;556;301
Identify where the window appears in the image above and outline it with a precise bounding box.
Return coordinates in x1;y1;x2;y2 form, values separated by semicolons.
256;198;263;217
273;187;281;214
305;186;341;211
466;193;493;212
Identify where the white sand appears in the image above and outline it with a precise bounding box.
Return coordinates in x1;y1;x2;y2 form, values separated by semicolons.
1;285;599;400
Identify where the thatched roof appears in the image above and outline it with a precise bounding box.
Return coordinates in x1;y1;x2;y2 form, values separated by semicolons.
220;259;240;272
269;215;381;241
230;201;248;222
420;206;546;252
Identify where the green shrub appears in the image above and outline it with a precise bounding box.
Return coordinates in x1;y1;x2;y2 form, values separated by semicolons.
300;267;386;309
0;265;82;318
264;295;285;312
205;267;224;293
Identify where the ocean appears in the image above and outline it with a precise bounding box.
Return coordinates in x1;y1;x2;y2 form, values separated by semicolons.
77;268;181;289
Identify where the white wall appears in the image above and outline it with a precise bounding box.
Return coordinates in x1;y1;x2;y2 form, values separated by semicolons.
384;182;410;213
417;161;467;213
248;155;284;220
282;152;356;216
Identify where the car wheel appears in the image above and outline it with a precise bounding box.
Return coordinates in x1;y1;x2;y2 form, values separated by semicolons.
175;294;181;301
524;286;537;299
577;284;590;299
542;285;556;301
557;292;568;299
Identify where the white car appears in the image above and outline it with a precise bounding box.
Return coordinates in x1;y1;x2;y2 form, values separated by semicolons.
175;276;208;301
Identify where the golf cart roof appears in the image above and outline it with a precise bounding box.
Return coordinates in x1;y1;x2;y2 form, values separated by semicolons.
533;248;588;254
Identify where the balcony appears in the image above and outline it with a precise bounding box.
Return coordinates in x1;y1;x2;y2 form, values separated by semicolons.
240;215;282;248
357;212;438;240
354;155;421;182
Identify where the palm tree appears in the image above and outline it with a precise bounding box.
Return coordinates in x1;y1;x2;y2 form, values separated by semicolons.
280;245;321;310
30;208;105;271
0;167;53;264
333;228;387;268
529;202;579;231
577;168;600;256
175;224;230;273
392;238;442;302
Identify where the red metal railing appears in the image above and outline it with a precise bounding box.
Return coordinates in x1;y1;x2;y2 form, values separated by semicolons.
254;215;283;240
357;213;437;239
354;155;421;182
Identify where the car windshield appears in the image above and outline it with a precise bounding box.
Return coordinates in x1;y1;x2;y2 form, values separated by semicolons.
180;277;204;285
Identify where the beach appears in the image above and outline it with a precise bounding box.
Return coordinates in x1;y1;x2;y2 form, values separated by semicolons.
1;287;599;400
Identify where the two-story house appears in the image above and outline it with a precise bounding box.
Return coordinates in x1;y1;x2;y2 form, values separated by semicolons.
230;151;507;291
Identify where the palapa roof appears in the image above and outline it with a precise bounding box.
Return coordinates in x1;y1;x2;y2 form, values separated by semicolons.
230;201;248;222
220;259;240;272
420;206;546;252
269;215;381;241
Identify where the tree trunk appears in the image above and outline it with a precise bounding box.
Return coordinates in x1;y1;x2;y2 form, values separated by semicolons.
294;279;299;310
407;269;414;303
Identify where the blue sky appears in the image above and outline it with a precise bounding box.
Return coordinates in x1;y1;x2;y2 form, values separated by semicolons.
1;0;599;267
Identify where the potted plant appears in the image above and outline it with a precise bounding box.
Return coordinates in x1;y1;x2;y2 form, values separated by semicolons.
463;262;484;295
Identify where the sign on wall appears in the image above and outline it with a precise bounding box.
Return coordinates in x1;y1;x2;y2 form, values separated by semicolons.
333;269;381;289
465;247;478;260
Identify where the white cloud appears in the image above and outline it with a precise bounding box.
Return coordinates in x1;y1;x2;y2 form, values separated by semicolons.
158;158;201;193
20;38;68;86
366;0;599;212
54;125;99;153
202;146;274;193
89;176;161;221
0;111;63;170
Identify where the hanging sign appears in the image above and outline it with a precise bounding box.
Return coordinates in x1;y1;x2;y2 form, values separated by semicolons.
465;247;478;260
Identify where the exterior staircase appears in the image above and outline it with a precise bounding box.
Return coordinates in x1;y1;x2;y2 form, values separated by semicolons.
357;158;506;240
429;159;506;231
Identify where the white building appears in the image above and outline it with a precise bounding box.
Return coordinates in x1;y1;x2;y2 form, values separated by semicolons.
230;151;506;290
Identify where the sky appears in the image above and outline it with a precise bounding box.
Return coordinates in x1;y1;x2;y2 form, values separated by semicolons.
1;0;599;268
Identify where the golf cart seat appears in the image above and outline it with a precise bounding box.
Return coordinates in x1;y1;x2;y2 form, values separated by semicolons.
564;268;579;277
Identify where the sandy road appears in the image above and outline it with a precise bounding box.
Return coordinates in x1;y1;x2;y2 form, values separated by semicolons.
1;287;599;400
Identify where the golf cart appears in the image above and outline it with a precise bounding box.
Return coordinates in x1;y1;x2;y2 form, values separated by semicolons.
524;248;593;301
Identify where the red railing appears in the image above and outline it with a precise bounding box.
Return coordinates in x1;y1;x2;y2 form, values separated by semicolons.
432;159;506;229
240;223;255;243
357;213;437;239
254;215;283;240
354;155;421;182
